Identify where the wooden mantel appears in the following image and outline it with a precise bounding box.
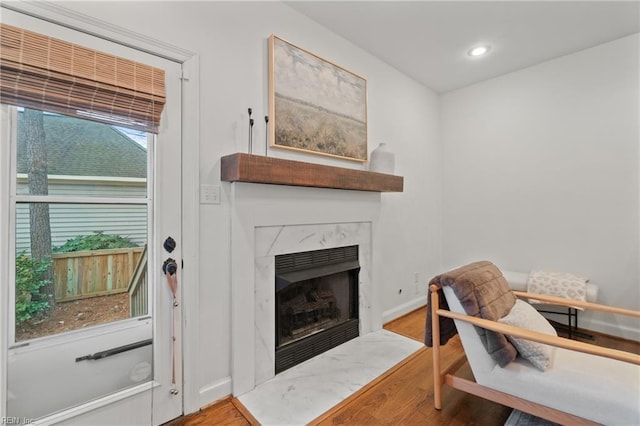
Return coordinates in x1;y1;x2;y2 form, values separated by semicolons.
220;153;403;192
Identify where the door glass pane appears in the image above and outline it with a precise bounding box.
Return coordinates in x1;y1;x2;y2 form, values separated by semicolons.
15;108;148;198
15;203;148;342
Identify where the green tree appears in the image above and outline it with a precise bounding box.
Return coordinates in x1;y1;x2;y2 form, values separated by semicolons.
15;253;51;323
54;231;137;253
24;108;55;309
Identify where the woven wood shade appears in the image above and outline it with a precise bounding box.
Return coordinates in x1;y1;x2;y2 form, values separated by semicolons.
0;23;166;133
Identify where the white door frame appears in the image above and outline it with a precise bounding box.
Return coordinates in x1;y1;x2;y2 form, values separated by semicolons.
0;2;200;423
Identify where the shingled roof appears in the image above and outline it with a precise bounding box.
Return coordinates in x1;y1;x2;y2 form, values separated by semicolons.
17;111;147;178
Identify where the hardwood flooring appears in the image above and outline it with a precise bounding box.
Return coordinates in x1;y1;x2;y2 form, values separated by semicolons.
165;307;639;426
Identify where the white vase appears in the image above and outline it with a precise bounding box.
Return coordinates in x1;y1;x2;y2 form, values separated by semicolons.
369;143;395;174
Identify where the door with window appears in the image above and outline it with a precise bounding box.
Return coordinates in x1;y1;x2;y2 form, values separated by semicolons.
1;9;182;425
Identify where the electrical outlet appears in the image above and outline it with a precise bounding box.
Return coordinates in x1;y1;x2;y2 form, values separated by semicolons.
200;184;221;204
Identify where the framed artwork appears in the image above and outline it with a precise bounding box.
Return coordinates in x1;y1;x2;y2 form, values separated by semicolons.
268;35;368;162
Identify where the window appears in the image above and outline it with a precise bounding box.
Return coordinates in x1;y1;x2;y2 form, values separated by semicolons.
1;22;164;343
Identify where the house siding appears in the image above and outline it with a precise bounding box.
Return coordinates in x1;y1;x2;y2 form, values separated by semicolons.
15;181;147;254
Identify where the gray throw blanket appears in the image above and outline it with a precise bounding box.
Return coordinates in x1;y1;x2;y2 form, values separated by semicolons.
425;261;518;367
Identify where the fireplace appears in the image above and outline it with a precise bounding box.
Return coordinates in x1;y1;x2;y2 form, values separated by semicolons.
230;194;377;396
275;245;360;373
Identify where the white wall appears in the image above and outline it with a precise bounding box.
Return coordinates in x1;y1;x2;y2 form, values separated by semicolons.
51;0;441;410
441;34;640;339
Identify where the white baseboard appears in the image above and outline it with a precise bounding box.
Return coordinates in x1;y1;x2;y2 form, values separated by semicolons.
197;377;232;414
538;309;640;342
382;296;427;325
583;318;640;342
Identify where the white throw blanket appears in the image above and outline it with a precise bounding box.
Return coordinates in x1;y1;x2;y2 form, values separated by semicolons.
526;270;588;309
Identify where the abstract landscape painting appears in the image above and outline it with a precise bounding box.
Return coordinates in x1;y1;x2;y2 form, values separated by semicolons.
269;35;367;162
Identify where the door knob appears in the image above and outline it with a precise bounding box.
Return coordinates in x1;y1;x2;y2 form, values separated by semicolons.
162;258;178;276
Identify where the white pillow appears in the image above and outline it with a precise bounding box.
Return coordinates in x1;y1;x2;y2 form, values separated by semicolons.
498;299;557;371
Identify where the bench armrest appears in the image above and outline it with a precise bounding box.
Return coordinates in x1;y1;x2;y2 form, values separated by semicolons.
435;308;640;365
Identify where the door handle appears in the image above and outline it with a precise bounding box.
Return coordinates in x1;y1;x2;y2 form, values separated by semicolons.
163;257;178;305
162;258;178;276
75;339;152;362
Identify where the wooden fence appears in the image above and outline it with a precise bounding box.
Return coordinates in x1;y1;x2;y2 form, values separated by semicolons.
128;245;148;317
52;247;144;302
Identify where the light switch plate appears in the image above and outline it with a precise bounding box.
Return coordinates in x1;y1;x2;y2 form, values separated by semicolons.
200;184;220;204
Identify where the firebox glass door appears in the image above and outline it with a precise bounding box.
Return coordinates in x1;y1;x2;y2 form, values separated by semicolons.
277;272;354;347
274;245;360;373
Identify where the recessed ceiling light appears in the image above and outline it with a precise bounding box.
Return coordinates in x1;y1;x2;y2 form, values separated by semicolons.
468;45;491;57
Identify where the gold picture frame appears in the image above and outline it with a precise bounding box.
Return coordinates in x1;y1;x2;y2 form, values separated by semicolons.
268;35;368;162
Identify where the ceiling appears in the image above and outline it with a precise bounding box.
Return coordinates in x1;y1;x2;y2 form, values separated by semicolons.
286;1;640;93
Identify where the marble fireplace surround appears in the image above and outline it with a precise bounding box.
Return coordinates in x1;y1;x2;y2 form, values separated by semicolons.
230;183;381;396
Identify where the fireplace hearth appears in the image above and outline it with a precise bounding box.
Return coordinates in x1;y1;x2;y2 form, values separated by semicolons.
275;245;360;373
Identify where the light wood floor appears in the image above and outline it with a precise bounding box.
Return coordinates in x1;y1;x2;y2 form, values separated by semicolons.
165;307;639;426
